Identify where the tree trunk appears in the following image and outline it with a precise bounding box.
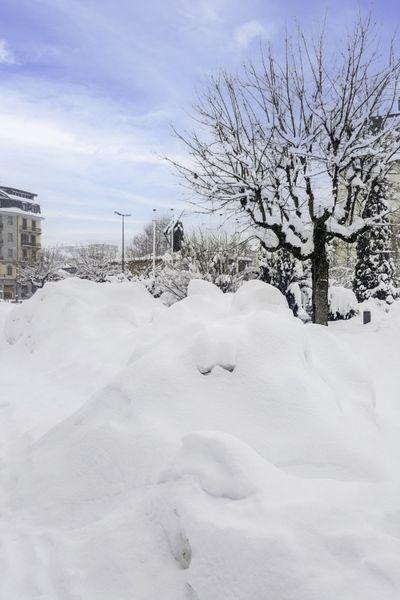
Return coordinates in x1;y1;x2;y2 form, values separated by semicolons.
311;222;329;325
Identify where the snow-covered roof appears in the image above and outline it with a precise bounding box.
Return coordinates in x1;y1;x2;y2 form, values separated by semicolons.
0;185;42;217
0;206;44;219
0;186;37;200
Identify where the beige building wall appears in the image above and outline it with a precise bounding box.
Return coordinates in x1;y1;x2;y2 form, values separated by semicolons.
0;187;43;300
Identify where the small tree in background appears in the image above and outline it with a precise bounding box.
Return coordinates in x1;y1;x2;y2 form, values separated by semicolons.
329;241;357;289
18;248;66;296
74;245;119;282
353;180;398;304
153;230;249;303
127;216;171;258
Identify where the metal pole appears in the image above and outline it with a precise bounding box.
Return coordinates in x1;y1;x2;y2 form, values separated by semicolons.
152;208;157;279
170;208;174;265
170;208;174;251
235;219;239;274
114;211;131;274
122;215;125;273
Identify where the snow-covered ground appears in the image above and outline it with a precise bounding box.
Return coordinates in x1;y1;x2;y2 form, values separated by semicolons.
1;278;400;599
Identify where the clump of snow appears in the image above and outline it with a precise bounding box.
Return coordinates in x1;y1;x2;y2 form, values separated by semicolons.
1;278;400;599
329;285;359;320
231;279;291;315
187;278;224;298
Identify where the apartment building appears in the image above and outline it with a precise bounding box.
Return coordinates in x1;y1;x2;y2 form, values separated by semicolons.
0;186;43;300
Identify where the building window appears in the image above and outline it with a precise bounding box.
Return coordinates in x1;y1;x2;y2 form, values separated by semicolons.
7;232;13;242
6;265;12;276
32;220;36;230
31;236;36;245
22;248;28;259
22;218;27;229
7;249;13;258
7;216;13;225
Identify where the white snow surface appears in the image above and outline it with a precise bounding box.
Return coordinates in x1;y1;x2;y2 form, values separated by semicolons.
1;277;400;599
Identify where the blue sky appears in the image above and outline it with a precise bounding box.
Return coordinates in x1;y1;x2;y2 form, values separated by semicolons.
0;0;398;246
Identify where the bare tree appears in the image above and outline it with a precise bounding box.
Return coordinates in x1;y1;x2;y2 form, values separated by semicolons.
127;216;171;258
18;248;66;294
170;17;400;324
74;245;119;282
155;230;250;302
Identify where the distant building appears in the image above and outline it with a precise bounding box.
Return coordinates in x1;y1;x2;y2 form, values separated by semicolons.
0;186;43;300
59;243;118;259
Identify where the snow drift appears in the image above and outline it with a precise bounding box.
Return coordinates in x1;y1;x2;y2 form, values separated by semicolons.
1;278;400;599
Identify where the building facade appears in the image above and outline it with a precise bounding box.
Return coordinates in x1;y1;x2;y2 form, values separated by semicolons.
0;186;43;300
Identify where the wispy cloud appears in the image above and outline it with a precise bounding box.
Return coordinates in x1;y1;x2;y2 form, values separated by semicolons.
0;38;15;64
234;20;274;48
0;0;397;245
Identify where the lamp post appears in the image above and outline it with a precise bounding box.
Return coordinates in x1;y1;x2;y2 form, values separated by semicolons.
152;208;157;279
114;211;131;273
170;207;175;265
170;208;174;251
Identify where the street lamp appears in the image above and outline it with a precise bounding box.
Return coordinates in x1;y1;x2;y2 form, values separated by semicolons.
170;207;175;265
170;208;174;251
152;208;157;279
114;211;131;273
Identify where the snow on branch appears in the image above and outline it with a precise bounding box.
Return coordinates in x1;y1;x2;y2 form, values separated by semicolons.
169;16;400;259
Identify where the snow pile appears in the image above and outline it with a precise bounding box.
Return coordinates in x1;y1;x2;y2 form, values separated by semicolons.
1;278;400;599
329;285;358;320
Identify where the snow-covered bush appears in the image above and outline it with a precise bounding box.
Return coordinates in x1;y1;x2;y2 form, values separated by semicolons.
106;272;132;284
258;249;311;319
329;240;357;289
328;286;358;321
74;245;121;282
151;231;251;304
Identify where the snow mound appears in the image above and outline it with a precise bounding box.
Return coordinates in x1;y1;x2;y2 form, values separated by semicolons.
157;431;400;600
1;279;400;599
161;431;272;499
231;279;291;315
329;285;358;320
187;278;223;298
5;277;160;351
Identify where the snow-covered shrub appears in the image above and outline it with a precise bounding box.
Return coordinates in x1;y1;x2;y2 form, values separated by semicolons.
152;232;250;304
329;240;357;289
328;286;358;321
74;245;121;283
258;249;312;319
106;272;132;284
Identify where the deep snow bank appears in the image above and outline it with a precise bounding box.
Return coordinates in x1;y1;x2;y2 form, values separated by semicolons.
1;278;400;599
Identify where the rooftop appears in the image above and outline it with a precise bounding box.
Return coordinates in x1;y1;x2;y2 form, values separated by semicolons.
0;186;41;215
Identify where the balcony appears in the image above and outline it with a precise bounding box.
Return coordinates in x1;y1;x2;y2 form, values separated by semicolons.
21;240;40;247
21;225;42;235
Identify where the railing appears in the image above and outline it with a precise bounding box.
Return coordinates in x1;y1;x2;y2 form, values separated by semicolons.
21;241;41;247
21;226;42;234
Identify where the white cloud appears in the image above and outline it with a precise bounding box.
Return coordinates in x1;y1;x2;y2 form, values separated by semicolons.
0;39;16;64
234;20;274;49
